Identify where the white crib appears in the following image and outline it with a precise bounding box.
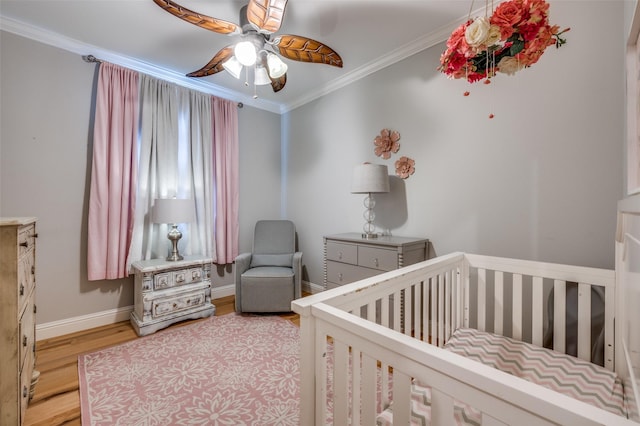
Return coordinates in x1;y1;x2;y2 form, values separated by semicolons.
292;195;640;425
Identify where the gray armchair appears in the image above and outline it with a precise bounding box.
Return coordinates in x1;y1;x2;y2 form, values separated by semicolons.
235;220;302;313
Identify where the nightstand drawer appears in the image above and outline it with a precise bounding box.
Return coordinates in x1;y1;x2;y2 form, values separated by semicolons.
358;246;397;271
326;260;379;285
154;267;203;290
152;289;206;318
326;241;357;264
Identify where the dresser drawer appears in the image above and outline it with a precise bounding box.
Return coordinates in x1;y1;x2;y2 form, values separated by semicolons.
326;260;379;285
154;267;203;290
20;347;34;423
358;246;397;271
18;253;35;315
18;291;35;373
152;289;206;318
326;241;357;264
18;224;36;258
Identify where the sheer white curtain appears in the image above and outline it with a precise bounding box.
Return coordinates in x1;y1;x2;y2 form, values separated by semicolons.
127;76;217;265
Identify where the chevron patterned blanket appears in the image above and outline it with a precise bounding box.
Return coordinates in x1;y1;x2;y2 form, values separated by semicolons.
376;327;626;425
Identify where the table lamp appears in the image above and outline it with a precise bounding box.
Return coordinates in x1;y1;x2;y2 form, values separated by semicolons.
153;198;195;261
351;163;390;239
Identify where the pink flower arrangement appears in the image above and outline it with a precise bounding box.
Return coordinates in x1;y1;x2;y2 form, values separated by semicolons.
439;0;569;83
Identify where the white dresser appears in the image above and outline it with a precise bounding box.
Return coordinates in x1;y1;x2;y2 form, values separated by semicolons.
324;233;429;289
130;255;216;336
0;218;39;426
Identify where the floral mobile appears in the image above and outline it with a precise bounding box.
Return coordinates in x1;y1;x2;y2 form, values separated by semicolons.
439;0;569;86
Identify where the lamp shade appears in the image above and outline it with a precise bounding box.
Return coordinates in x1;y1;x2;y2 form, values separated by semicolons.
222;56;242;79
152;198;195;224
351;163;390;194
254;65;271;85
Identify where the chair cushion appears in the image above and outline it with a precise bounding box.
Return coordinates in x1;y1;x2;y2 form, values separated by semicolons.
242;265;294;278
249;254;293;268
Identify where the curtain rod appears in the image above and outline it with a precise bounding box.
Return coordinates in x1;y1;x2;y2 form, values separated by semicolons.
81;54;243;108
82;54;102;63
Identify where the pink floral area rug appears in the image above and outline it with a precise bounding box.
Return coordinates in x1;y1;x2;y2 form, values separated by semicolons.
78;313;300;425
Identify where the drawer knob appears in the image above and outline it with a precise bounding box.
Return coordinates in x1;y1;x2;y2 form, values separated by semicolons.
32;265;35;274
338;251;343;260
20;242;28;248
23;335;28;347
338;273;343;282
374;258;379;267
23;386;28;398
32;233;39;238
20;284;24;296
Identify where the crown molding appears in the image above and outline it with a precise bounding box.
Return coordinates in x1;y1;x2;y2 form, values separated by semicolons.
280;16;464;113
0;15;283;114
1;12;468;115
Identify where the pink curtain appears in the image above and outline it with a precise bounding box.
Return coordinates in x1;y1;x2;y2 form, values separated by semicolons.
212;97;239;264
87;63;139;280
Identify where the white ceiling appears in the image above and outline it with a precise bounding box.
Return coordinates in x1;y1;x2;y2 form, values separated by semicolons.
0;0;473;113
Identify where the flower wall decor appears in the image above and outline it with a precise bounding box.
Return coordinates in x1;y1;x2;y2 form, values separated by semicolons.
439;0;569;84
371;128;416;179
395;156;415;180
374;129;400;159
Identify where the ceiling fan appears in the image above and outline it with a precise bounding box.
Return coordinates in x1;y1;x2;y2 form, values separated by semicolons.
152;0;344;96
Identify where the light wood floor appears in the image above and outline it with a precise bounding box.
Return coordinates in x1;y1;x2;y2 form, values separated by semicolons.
24;295;301;426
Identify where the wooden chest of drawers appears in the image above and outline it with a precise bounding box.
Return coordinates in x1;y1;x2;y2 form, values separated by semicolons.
130;255;216;336
0;218;39;425
323;233;429;289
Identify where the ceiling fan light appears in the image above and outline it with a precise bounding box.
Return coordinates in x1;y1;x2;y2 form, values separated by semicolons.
266;53;288;79
222;56;243;79
254;65;271;85
234;41;257;66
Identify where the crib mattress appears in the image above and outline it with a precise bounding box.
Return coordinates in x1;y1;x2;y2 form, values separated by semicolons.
377;327;626;425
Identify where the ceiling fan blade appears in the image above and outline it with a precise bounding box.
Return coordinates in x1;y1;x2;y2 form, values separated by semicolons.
272;35;343;68
270;73;287;92
246;0;288;34
186;46;234;77
153;0;241;35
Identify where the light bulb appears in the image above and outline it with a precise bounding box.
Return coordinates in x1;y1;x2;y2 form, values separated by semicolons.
234;41;257;66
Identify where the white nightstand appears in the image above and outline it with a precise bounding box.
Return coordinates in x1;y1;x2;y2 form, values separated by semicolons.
130;255;215;336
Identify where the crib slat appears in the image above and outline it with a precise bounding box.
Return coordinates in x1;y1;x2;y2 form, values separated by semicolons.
512;274;523;340
392;371;412;425
431;388;454;425
438;274;444;345
494;271;504;336
406;286;413;336
352;347;361;425
382;293;390;328
445;270;451;341
431;277;438;344
393;289;401;332
553;280;566;353
422;279;429;343
333;340;349;422
577;282;591;362
361;354;377;425
414;282;421;340
532;277;544;346
478;268;486;332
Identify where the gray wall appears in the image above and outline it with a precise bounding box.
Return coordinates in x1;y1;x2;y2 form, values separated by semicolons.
0;1;628;325
284;1;625;287
0;31;282;324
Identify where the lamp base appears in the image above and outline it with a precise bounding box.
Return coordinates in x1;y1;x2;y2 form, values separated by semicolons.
166;225;184;262
361;232;379;239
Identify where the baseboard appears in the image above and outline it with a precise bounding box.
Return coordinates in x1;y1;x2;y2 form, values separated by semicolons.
36;281;325;340
304;280;325;294
36;305;134;341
